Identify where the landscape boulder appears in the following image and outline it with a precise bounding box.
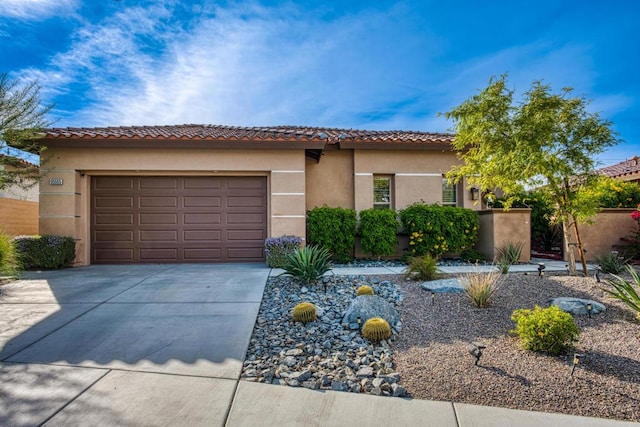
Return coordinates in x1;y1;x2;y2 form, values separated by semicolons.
342;295;400;329
548;297;606;316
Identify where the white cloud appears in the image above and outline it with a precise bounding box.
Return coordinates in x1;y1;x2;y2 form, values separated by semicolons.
0;0;77;20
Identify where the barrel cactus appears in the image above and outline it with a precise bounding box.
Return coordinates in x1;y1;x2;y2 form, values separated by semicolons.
361;317;392;342
356;285;374;296
292;302;317;324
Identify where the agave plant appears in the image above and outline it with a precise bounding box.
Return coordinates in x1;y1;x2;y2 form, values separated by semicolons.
602;265;640;321
279;245;332;285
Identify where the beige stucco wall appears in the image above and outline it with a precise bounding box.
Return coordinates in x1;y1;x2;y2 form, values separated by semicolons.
40;147;307;265
564;209;636;261
477;209;531;262
352;150;481;211
0;198;39;236
305;149;354;210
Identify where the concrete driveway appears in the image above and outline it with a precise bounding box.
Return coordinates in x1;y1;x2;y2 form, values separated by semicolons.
0;263;270;426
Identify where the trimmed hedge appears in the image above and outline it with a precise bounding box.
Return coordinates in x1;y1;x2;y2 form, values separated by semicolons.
307;206;357;263
14;235;76;269
358;208;398;257
399;203;479;257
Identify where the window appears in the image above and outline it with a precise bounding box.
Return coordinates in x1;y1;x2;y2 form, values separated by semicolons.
373;176;392;209
442;178;457;206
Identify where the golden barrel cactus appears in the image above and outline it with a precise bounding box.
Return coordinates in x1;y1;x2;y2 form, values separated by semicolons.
292;302;317;324
361;317;392;342
356;285;374;296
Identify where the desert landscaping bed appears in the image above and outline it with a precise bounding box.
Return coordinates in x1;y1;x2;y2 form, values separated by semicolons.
242;271;640;423
393;272;640;422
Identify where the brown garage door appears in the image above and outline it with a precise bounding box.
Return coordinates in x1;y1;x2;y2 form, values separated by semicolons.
91;176;267;263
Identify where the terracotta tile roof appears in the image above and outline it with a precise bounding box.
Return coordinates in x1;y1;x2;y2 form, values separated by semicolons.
0;154;38;169
597;156;640;179
44;124;454;145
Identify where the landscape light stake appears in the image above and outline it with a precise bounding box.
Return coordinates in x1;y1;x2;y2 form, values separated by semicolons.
431;291;435;306
537;263;546;277
356;316;362;328
586;302;592;319
571;353;583;377
594;266;601;283
467;342;486;366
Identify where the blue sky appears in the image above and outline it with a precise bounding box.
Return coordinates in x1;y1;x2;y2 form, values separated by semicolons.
1;0;638;167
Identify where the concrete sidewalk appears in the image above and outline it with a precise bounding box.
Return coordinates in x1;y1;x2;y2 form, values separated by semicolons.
1;262;636;426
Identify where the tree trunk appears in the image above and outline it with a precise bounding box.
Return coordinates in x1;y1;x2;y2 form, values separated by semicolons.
563;221;577;276
572;215;589;277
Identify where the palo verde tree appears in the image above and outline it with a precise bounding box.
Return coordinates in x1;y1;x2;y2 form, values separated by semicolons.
445;75;619;276
0;73;52;191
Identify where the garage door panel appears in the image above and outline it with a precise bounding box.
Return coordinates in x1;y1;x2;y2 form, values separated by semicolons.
227;229;266;241
184;177;223;189
183;248;222;260
184;230;222;242
94;196;134;208
140;248;179;261
227;196;265;207
227;177;266;189
183;196;221;208
95;230;134;242
139;230;178;241
227;213;266;224
184;213;221;224
139;196;178;208
94;249;135;261
139;177;179;189
94;177;134;190
92;176;266;263
139;213;178;225
95;214;134;225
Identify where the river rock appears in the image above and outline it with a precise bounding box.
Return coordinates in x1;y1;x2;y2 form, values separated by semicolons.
420;278;467;293
342;295;400;327
549;297;606;315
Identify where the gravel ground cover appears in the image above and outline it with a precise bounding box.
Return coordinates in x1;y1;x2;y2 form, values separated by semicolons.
394;272;640;422
242;270;640;422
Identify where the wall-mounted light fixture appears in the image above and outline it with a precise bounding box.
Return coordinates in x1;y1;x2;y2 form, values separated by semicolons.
470;187;480;201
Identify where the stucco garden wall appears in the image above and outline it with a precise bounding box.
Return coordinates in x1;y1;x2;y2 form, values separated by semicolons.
0;198;39;236
564;209;636;261
477;209;531;263
39;147;307;265
305;148;354;210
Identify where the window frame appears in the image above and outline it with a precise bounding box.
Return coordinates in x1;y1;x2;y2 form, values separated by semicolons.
373;175;393;209
442;177;457;206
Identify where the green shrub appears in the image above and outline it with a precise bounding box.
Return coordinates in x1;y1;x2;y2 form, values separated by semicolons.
399;203;479;257
307;206;357;263
601;265;640;321
580;176;640;208
14;235;76;269
497;260;510;274
511;305;580;355
279;245;332;285
358;208;398;257
403;254;440;281
460;248;486;263
464;270;504;308
594;251;628;274
0;232;19;276
265;236;302;268
498;241;524;264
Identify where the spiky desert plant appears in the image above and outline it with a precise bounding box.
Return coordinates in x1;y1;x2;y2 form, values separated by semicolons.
602;265;640;321
497;241;524;265
403;254;440;281
464;270;504;308
356;285;374;296
279;245;332;285
292;302;317;324
361;317;392;342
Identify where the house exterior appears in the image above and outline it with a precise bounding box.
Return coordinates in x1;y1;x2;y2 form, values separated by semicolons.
0;155;39;236
37;125;481;265
597;156;640;184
